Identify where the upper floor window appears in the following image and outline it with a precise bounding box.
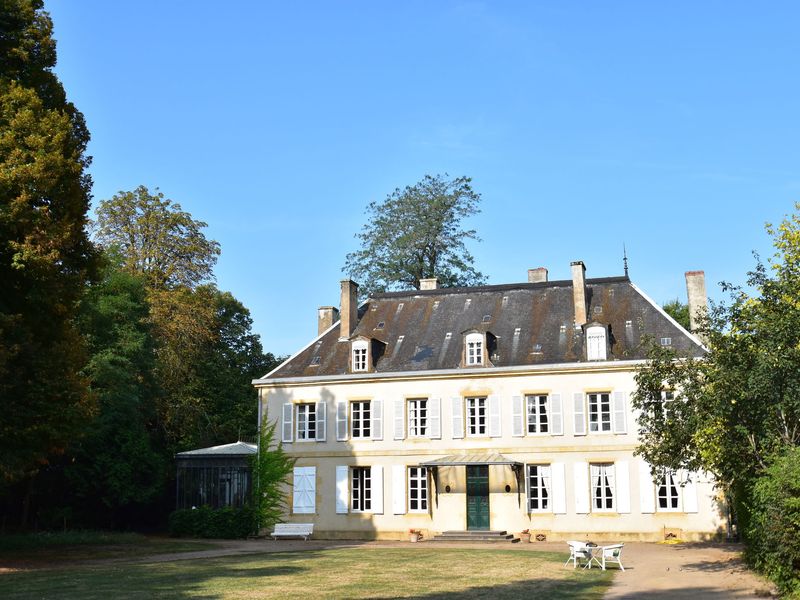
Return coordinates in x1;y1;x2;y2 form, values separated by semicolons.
588;392;612;433
586;325;607;361
526;394;549;434
591;463;615;511
296;403;317;440
466;396;487;436
352;340;368;372
351;401;371;438
408;398;428;437
465;332;484;365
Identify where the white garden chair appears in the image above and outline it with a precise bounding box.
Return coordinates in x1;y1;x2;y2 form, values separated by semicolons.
600;544;625;570
564;540;591;569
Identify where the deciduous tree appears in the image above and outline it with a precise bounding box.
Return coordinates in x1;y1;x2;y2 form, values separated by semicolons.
344;174;485;297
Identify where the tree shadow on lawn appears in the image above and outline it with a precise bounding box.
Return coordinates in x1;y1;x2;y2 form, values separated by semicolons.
608;587;763;599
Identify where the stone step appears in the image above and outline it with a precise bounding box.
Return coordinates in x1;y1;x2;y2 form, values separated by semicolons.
431;530;519;543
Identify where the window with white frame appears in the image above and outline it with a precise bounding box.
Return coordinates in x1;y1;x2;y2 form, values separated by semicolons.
526;394;549;434
588;392;612;433
657;471;681;511
296;403;316;440
586;325;607;360
408;467;428;512
352;340;368;372
647;390;675;417
466;397;487;436
408;398;428;437
591;463;615;511
351;466;371;512
465;332;484;365
351;401;371;438
528;465;551;512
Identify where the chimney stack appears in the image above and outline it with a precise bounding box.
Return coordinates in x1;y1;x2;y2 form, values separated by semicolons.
339;280;359;340
528;267;548;283
571;261;588;326
420;278;438;290
685;271;708;333
318;306;339;336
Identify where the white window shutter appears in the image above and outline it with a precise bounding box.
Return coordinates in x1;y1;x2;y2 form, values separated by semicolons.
335;465;349;514
429;398;441;439
451;397;464;439
392;465;406;514
292;466;315;514
488;395;501;437
573;393;586;436
315;401;326;441
639;460;656;514
511;396;524;437
371;399;383;440
574;462;590;514
550;394;563;436
613;392;627;434
551;462;567;514
393;399;405;440
616;461;631;513
282;403;294;443
371;465;384;514
336;401;348;441
683;471;699;513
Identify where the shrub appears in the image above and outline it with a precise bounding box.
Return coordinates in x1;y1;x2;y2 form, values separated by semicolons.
168;505;256;539
745;447;800;596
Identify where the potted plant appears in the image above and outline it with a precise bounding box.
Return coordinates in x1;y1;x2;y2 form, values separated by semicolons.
519;528;531;543
409;528;422;542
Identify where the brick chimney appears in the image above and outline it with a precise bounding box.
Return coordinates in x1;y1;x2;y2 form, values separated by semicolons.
339;280;359;340
571;261;588;326
318;306;339;336
420;278;438;290
685;271;708;332
528;267;548;283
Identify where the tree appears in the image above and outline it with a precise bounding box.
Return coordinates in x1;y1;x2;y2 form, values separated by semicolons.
344;174;486;297
632;204;800;540
663;299;690;330
94;185;220;290
0;0;96;485
251;421;294;531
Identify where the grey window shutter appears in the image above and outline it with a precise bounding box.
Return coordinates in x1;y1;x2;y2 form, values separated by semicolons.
550;394;563;435
616;461;631;513
282;403;293;443
639;460;656;514
429;398;441;439
315;401;326;441
573;393;586;436
488;395;501;437
613;392;627;434
551;462;567;514
574;462;590;514
336;401;348;441
371;465;384;514
451;397;464;439
371;399;383;440
511;396;524;437
335;465;349;514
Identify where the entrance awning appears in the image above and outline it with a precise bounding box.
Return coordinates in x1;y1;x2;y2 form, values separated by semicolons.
419;453;522;468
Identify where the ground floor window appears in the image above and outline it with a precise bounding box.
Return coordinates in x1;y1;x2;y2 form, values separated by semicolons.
657;471;681;511
408;467;428;512
591;463;615;511
527;464;551;512
352;466;372;512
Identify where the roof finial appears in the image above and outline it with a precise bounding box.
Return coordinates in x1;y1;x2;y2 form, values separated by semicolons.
623;243;629;278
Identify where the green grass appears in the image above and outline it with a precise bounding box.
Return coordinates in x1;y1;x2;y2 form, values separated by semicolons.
0;531;218;563
0;547;614;599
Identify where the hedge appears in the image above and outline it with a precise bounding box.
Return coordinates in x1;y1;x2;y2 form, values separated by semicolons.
168;505;256;539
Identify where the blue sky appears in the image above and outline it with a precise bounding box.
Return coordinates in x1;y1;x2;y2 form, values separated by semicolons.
46;1;798;356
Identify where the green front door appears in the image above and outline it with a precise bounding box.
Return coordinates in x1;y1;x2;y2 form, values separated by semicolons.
466;465;490;530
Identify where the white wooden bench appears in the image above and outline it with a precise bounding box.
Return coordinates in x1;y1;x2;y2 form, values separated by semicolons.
271;523;314;540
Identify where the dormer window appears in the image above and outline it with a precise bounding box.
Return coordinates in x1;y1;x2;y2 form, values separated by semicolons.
465;332;484;366
352;340;368;372
586;325;607;361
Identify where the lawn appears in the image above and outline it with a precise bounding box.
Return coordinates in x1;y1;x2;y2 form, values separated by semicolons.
0;546;613;599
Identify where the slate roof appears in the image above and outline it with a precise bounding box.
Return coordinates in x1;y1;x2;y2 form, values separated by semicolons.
175;441;257;458
265;276;704;379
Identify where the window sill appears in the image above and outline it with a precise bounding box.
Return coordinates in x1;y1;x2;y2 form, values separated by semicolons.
589;511;619;516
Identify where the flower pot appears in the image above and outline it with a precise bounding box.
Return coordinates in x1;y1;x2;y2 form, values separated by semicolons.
409;533;420;543
519;533;531;543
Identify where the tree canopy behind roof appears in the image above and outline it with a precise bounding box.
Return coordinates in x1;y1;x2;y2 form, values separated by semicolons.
344;174;486;298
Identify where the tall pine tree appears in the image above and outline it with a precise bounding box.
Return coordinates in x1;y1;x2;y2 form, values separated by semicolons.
0;0;96;485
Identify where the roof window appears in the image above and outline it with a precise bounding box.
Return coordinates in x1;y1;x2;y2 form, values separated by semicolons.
586;325;607;361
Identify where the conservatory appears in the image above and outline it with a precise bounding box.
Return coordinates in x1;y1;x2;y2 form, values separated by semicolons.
174;441;256;509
